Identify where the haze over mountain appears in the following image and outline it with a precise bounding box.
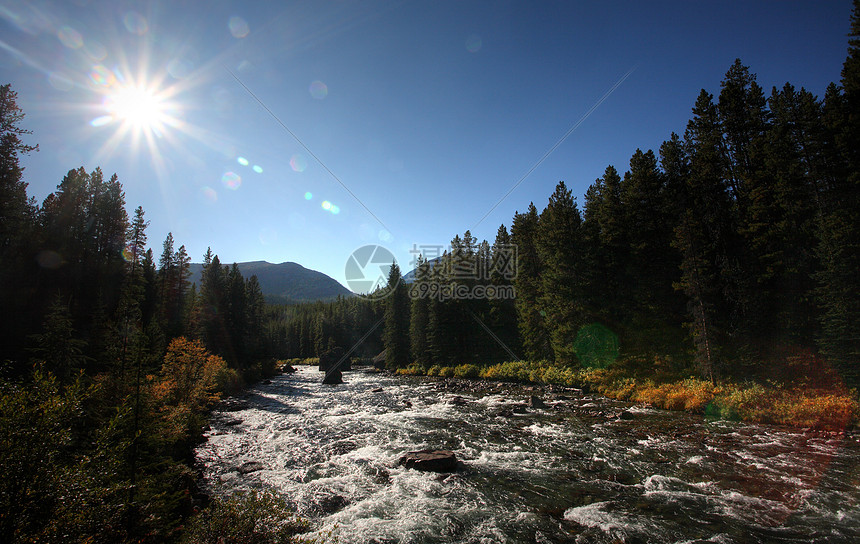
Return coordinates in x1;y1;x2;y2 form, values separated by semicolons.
188;261;353;303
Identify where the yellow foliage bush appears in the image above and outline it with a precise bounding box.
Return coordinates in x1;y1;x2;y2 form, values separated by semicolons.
480;361;532;382
155;337;229;411
453;364;480;379
439;366;456;378
395;364;424;376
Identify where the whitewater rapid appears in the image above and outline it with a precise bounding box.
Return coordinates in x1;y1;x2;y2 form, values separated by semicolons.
194;366;860;543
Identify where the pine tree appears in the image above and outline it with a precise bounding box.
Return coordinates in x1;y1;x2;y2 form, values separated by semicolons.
536;181;585;365
815;1;860;382
0;84;38;369
409;255;431;367
621;149;681;349
717;59;769;208
511;203;550;361
383;262;410;369
28;296;88;381
675;90;735;379
199;254;228;359
487;224;519;362
581;165;629;326
245;275;265;362
227;263;247;366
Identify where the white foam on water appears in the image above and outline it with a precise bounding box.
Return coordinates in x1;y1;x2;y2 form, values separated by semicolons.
524;422;567;438
563;501;655;536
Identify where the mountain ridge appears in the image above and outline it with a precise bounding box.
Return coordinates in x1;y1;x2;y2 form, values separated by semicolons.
188;260;353;303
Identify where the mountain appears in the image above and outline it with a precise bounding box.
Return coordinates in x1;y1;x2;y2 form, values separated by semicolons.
188;261;353;303
402;256;443;284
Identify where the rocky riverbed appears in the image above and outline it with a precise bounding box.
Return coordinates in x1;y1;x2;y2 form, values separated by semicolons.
195;366;860;543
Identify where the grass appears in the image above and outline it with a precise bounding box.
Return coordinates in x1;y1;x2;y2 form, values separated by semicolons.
393;358;860;431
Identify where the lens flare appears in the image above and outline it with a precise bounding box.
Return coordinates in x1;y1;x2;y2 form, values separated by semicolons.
466;34;482;53
57;26;83;49
237;156;249;166
123;12;148;35
229;16;250;38
252;165;263;174
221;171;241;190
321;200;332;210
36;250;64;269
90;115;112;127
200;186;218;202
48;72;73;92
290;154;307;172
83;41;107;61
330;205;340;215
167;58;191;79
89;65;116;87
121;243;136;262
304;191;313;200
309;80;328;100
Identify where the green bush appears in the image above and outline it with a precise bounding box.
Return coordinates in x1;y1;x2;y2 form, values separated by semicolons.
182;490;314;544
395;364;425;376
480;361;532;382
453;364;480;379
439;366;456;378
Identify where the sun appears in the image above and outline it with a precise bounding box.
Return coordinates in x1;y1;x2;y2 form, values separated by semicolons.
106;85;164;132
88;65;190;176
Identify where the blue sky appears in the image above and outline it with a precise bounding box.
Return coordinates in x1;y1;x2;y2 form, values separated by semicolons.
1;0;853;291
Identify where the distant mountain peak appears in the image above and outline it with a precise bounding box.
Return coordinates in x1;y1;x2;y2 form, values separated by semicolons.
188;261;352;303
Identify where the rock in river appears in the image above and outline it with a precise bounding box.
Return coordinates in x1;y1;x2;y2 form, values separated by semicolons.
237;461;265;474
322;367;343;385
398;450;458;472
529;395;547;409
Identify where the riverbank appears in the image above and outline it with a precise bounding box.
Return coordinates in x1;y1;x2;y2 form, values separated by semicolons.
364;358;860;432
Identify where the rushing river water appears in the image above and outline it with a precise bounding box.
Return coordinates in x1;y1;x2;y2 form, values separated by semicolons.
194;366;860;543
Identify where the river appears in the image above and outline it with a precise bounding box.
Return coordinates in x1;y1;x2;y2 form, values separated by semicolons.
194;366;860;543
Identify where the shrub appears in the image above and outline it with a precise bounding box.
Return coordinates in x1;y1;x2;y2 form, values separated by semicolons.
480;361;531;382
182;490;313;544
155;337;228;410
453;364;480;379
439;366;456;378
395;364;424;376
426;365;442;377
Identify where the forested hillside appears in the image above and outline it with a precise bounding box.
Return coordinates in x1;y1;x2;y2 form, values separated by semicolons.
0;83;300;540
186;260;352;304
295;17;860;388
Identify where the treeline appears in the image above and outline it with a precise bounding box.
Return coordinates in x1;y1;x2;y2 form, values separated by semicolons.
264;296;384;359
397;53;860;384
301;8;860;386
0;83;285;542
0;161;269;377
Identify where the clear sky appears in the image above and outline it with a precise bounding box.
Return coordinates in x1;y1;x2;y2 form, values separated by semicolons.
1;0;853;291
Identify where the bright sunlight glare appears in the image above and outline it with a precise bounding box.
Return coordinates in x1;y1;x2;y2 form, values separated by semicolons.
105;85;164;132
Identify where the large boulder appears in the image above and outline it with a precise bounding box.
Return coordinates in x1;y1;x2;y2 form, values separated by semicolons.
529;395;547;409
237;461;264;474
398;450;458;472
319;347;351;372
322;367;343;385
